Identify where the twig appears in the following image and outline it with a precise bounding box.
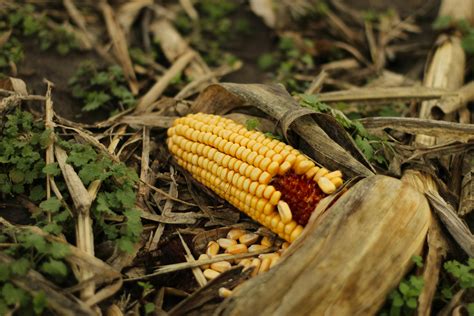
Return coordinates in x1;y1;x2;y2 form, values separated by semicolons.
44;81;55;222
135;51;196;112
426;191;474;257
358;117;474;141
433;81;474;115
179;0;199;21
55;147;95;300
316;86;456;103
178;232;207;287
99;0;139;95
124;247;277;282
305;70;328;95
138;126;150;206
0;88;45;100
175;61;242;100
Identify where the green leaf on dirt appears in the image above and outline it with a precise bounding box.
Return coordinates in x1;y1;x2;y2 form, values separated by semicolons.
40;259;68;278
42;162;60;176
39;197;61;213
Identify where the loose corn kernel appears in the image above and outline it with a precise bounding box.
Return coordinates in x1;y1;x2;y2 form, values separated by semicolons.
239;233;259;246
206;241;220;257
203;269;220;280
258;258;272;274
226;244;248;254
227;229;246;240
211;261;232;273
249;258;261;277
198;254;211;269
218;287;233;298
261;236;274;247
248;244;268;252
217;238;238;249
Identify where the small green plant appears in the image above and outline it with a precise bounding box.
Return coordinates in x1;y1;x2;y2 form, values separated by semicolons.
257;35;315;92
0;109;143;246
69;62;135;114
0;35;24;72
440;258;474;302
0;109;50;196
0;109;144;312
7;4;78;55
387;275;424;315
57;139;143;252
0;4;78;73
379;257;425;316
444;259;474;289
298;94;390;166
0;229;70;314
173;0;244;67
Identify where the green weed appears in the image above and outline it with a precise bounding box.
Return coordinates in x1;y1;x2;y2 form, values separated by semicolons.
0;4;78;73
0;109;143;313
69;62;135;114
298;94;390;166
258;35;315;92
0;229;70;314
174;0;243;67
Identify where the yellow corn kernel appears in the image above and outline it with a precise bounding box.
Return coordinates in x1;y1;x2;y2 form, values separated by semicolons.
237;258;252;267
203;268;220;280
225;244;248;254
314;167;329;181
331;177;343;188
277;200;292;224
210;261;232;273
294;160;315;175
239;233;259;246
217;238;238;249
260;236;273;247
206;241;220;257
290;225;304;242
227;229;246;241
218;287;233;298
318;177;337;194
249;258;261;277
258;257;272;274
198;254;211;269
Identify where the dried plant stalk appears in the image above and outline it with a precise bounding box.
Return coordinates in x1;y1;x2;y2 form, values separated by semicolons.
55;147;95;300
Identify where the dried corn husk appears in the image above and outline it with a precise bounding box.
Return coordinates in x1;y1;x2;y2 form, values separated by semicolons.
217;175;431;316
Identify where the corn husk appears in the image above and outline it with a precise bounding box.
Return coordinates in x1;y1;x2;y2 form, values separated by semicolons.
217;175;431;315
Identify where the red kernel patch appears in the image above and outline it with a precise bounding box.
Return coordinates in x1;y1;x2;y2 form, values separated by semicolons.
272;171;326;226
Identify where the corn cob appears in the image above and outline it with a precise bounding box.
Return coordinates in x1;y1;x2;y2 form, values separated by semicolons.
167;113;343;242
